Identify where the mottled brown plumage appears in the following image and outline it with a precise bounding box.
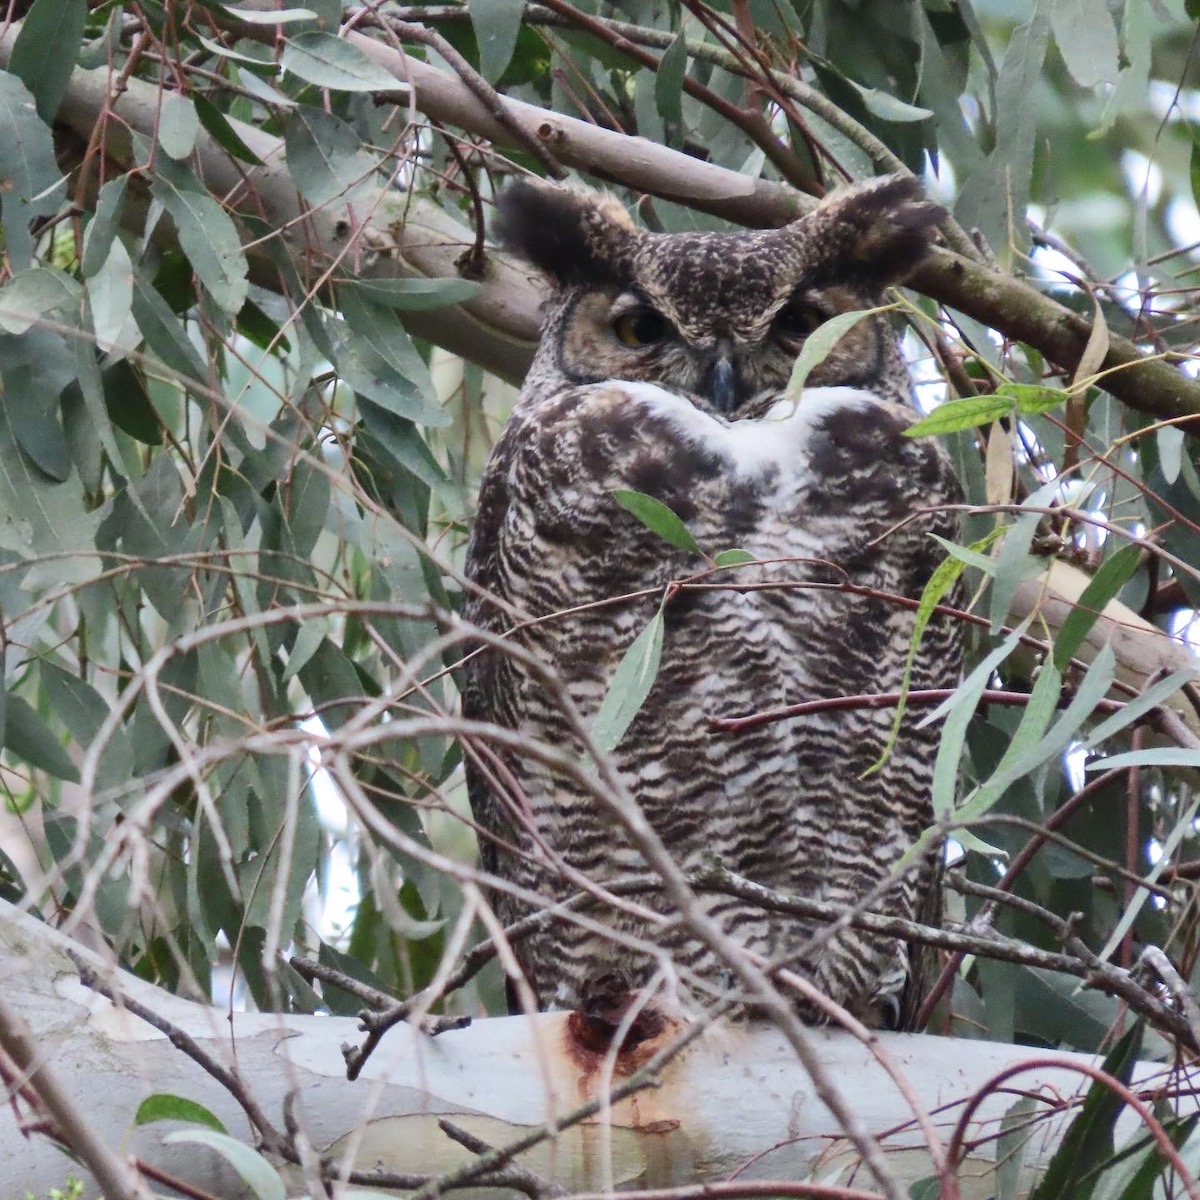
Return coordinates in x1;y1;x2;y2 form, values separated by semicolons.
462;176;963;1026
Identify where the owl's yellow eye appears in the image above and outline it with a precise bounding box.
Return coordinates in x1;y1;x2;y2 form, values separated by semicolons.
612;309;669;347
773;299;825;339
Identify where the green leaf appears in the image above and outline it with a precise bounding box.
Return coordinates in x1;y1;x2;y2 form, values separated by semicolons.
996;1096;1039;1200
904;394;1014;437
1158;424;1185;486
714;548;756;567
0;70;64;270
158;92;199;159
281;32;407;92
613;489;701;554
1027;1022;1143;1200
136;1093;227;1132
592;607;665;753
283;105;380;209
223;4;318;22
1052;543;1141;671
654;31;687;127
193;95;264;165
1097;791;1200;966
42;662;135;790
958;645;1116;825
336;290;445;425
869;533;977;774
1083;669;1198;749
989;476;1060;634
7;0;86;122
996;381;1070;415
1092;1114;1200;1200
1191;124;1200;214
469;0;524;83
150;160;249;315
924;619;1032;819
341;276;481;311
784;308;877;401
129;266;208;385
848;82;933;123
1050;0;1120;89
86;236;134;355
81;175;130;278
1087;747;1200;771
164;1131;286;1200
0;266;81;335
2;694;79;781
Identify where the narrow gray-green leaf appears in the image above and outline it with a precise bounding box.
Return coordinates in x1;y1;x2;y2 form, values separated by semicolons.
469;0;524;84
158;92;200;159
1158;424;1185;486
613;489;701;555
926;620;1032;817
281;32;406;93
336;290;444;424
1087;747;1200;771
654;31;688;127
0;266;81;334
129;267;208;384
784;308;877;401
81;175;130;278
3;694;79;781
223;4;318;22
283;105;379;208
7;0;86;122
341;276;481;311
1052;542;1141;671
1050;0;1120;88
0;72;64;269
989;477;1061;634
849;82;933;123
714;548;755;567
592;608;665;753
164;1131;286;1200
905;394;1014;437
1096;791;1200;966
151;171;249;315
193;95;264;166
1084;669;1198;748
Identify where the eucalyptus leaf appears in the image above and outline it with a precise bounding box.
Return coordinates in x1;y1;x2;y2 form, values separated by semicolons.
164;1131;286;1200
281;32;407;92
135;1093;227;1132
158;92;200;159
470;0;524;83
654;31;688;127
592;607;665;753
7;0;86;122
0;70;64;269
784;308;878;401
613;489;701;555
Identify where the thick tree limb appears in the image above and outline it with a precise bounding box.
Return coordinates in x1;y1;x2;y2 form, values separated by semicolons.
4;898;1198;1200
5;20;1197;421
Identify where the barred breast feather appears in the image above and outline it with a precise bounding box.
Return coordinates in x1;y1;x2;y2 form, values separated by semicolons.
461;379;962;1023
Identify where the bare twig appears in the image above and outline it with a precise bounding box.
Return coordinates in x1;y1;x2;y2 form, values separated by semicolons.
0;995;152;1200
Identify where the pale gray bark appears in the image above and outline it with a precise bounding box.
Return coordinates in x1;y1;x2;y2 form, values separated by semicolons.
1;899;1191;1199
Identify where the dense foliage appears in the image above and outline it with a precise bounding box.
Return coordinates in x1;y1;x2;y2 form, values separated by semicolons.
2;0;1200;1193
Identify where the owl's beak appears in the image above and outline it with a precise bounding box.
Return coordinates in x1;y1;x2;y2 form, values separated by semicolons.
708;354;738;414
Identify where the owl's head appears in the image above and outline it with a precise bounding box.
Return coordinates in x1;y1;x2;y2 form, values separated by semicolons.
495;175;943;416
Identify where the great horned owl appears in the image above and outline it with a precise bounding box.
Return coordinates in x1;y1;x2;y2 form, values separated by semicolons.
461;176;962;1028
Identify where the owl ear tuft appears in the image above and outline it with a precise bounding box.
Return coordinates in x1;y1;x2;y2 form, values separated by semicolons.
805;175;945;285
494;182;637;287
